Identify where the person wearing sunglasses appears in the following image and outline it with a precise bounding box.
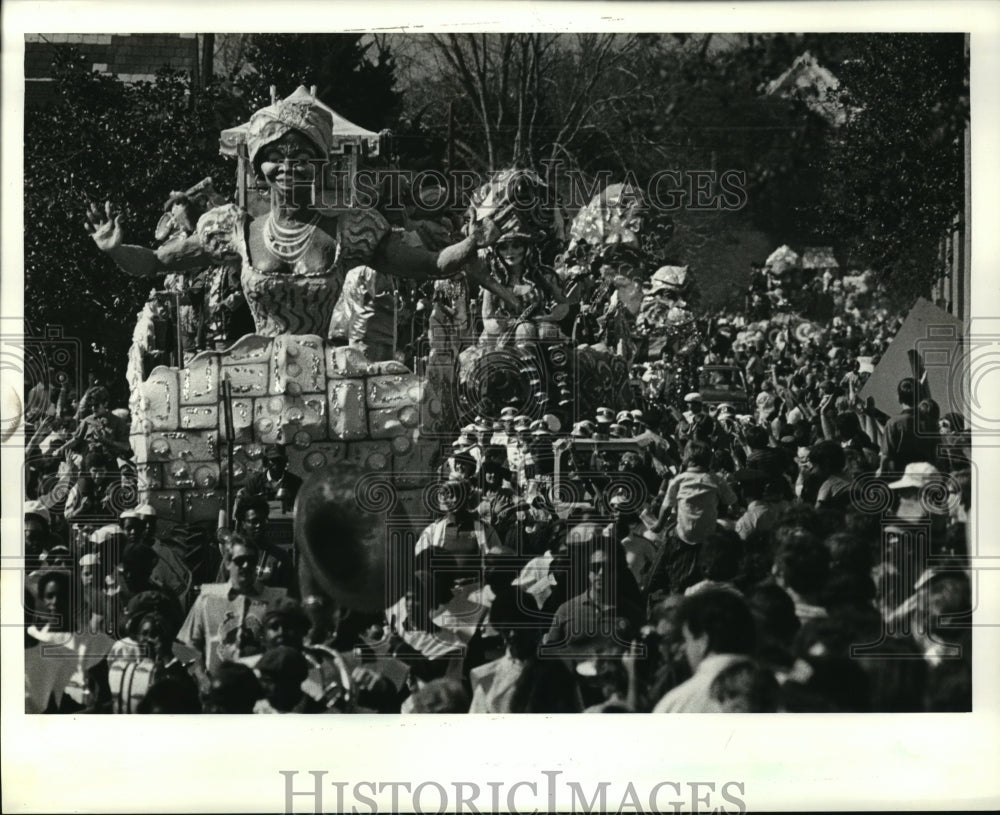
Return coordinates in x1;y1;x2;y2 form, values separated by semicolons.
177;534;287;675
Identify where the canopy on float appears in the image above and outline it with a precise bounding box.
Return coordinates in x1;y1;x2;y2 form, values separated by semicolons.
764;244;801;277
219;87;383;159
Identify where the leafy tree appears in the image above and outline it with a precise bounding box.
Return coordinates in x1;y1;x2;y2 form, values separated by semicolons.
234;34;401;132
814;33;968;297
24;50;245;398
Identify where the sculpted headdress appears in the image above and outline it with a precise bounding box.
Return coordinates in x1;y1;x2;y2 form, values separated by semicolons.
247;86;335;171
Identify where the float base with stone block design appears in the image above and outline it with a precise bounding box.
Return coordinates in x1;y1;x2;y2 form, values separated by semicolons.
129;335;445;528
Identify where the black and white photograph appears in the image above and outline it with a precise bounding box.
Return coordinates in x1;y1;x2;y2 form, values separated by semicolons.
3;2;999;812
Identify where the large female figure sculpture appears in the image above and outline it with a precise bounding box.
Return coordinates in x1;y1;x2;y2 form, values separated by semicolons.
86;87;515;330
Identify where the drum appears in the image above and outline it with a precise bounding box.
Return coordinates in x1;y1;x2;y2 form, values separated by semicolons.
108;657;159;714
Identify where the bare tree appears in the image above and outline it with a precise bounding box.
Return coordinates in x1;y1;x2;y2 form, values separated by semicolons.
423;33;645;172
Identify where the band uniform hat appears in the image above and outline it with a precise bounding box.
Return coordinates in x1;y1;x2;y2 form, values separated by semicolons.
683;392;703;403
595;407;615;424
541;413;562;434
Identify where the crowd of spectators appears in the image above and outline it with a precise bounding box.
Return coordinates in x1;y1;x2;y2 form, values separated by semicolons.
22;259;974;715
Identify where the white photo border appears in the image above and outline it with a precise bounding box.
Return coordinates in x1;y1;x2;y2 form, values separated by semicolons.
2;2;999;812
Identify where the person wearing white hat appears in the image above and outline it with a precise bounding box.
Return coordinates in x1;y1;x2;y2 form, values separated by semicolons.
77;542;118;631
490;420;509;448
888;462;945;522
89;523;125;547
888;461;942;491
25;500;52;534
472;416;493;446
119;509;147;546
134;503;159;546
595;407;615;425
25;502;56;588
452;433;478;453
678;392;713;444
528;419;549;437
502;416;531;486
448;433;483;480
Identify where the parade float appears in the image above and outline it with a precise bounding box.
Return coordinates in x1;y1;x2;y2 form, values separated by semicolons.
442;169;638;433
109;91;698;533
109;88;453;532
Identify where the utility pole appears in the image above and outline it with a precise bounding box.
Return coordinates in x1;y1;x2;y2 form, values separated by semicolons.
201;33;215;86
446;99;455;173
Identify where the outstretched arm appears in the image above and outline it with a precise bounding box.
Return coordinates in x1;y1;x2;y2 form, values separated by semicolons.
374;220;519;309
85;201;215;278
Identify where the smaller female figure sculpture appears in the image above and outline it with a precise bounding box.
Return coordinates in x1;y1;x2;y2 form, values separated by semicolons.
480;231;568;350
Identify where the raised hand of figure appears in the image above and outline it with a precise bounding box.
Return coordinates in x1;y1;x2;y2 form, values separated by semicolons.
470;217;500;249
84;201;125;253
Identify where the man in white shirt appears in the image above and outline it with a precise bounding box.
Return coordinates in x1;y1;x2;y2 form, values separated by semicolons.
177;535;286;674
653;589;756;713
